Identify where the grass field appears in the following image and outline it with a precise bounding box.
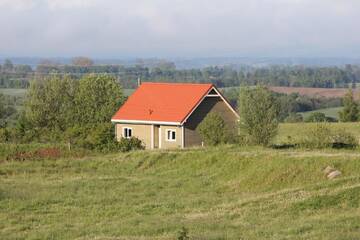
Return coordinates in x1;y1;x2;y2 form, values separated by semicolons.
0;88;27;97
300;107;343;120
275;122;360;144
1;142;360;239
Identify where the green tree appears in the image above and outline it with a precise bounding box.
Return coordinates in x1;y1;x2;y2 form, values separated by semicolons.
339;89;359;122
0;93;5;127
71;56;94;66
24;75;78;131
3;59;14;72
0;93;5;119
238;86;279;146
75;74;124;124
196;112;228;146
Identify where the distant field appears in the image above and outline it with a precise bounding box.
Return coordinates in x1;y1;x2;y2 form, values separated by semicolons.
0;88;27;97
269;86;358;99
300;107;343;120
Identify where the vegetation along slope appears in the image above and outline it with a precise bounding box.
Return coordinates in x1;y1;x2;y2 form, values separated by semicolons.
1;146;360;240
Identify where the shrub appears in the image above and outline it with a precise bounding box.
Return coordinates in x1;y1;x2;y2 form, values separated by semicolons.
299;123;358;149
177;227;189;240
331;130;358;149
0;128;10;143
305;112;327;122
339;89;359;122
64;123;119;152
299;123;333;148
196;112;230;146
117;137;144;152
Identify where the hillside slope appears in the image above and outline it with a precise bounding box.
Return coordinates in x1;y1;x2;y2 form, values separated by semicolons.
1;146;360;239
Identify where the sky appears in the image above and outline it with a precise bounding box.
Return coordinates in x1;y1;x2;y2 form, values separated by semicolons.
0;0;360;58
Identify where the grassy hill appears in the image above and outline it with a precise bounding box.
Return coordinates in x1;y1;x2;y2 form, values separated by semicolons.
275;122;360;144
1;146;360;239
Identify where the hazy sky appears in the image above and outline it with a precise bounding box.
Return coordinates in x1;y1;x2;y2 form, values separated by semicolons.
1;0;359;58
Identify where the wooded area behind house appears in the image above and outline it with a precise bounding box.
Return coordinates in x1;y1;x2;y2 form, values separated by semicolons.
1;58;360;89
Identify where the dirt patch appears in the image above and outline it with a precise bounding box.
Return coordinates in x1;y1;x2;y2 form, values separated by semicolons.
269;86;359;99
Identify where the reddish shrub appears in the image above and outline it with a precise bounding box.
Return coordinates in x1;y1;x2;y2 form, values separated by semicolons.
34;148;61;158
7;147;62;161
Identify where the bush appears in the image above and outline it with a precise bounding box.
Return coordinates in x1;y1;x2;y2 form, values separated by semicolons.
117;137;144;152
299;123;333;148
305;112;327;122
339;89;359;122
284;113;303;123
331;130;358;149
196;112;230;146
65;123;118;152
299;123;358;149
177;227;190;240
0;128;10;142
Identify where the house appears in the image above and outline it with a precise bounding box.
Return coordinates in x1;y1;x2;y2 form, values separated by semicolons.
111;82;239;149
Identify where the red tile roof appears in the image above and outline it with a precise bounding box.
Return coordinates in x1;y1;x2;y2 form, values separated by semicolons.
111;82;214;123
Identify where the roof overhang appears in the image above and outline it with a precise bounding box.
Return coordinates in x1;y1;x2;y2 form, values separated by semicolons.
111;119;181;126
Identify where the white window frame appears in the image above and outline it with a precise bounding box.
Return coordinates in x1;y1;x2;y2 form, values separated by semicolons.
166;129;176;142
122;127;133;139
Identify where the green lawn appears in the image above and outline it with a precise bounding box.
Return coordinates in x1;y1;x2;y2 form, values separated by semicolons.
1;144;360;239
0;88;27;97
300;107;343;120
275;122;360;144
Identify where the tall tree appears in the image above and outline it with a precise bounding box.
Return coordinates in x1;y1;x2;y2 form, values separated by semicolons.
3;59;14;72
238;86;279;146
75;74;124;124
339;89;359;122
0;93;5;120
25;75;78;130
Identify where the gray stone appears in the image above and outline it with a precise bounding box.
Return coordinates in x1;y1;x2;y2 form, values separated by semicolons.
327;170;342;179
323;166;335;175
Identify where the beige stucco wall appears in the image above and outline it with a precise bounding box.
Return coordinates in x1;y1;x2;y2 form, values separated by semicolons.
115;123;152;149
115;123;183;149
159;125;183;149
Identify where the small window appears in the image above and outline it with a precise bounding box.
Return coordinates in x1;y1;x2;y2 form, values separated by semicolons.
123;127;132;139
166;129;176;141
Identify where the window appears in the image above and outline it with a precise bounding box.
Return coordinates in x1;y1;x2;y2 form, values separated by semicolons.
123;127;132;139
166;129;176;141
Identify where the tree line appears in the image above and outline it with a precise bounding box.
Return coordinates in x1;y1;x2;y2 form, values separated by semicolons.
1;58;360;89
1;74;359;152
0;74;128;151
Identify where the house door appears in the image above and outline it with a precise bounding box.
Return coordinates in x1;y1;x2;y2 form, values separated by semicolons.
153;125;160;148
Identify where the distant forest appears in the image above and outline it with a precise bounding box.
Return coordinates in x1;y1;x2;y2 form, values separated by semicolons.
1;58;360;89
